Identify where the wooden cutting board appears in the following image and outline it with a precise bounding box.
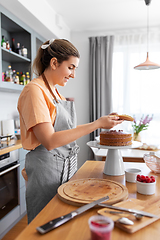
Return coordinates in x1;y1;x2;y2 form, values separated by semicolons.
58;178;128;206
98;196;160;233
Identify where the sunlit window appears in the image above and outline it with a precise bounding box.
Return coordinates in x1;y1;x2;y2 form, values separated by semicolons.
112;47;160;145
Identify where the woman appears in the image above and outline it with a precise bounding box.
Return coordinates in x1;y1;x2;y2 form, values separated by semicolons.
18;39;122;223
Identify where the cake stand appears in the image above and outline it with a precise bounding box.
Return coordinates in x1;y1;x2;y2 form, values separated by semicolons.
87;140;142;176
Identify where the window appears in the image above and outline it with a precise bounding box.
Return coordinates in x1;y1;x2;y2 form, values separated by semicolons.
112;42;160;145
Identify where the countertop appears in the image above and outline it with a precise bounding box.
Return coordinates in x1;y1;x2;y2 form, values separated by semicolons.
15;161;160;240
0;139;22;155
91;147;160;161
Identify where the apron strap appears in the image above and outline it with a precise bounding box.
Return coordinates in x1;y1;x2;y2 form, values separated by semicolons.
42;72;59;103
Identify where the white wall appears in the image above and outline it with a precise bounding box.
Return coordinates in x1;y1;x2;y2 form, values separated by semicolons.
0;92;19;120
0;0;70;40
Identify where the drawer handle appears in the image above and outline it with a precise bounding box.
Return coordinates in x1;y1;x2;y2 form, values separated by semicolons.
0;163;20;176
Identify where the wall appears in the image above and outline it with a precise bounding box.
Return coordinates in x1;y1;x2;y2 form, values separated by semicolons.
0;0;70;40
0;92;19;120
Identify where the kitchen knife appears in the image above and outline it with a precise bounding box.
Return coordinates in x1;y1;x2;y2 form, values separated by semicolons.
37;195;109;234
98;203;159;218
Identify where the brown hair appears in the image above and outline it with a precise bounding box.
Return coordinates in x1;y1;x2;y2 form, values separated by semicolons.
32;39;80;77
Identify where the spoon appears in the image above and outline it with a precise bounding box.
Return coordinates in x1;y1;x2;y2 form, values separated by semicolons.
117;217;134;225
105;210;143;220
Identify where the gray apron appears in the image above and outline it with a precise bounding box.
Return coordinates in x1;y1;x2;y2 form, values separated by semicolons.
25;99;80;223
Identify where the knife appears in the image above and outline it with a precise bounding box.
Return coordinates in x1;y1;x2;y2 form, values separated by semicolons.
98;203;159;218
36;195;109;234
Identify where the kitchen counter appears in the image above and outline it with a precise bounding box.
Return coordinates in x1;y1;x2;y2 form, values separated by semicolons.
91;147;160;162
15;161;160;240
0;139;22;155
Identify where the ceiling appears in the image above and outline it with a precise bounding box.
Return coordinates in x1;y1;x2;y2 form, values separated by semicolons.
46;0;160;32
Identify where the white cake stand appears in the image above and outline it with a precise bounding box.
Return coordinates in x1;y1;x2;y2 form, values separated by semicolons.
87;140;142;176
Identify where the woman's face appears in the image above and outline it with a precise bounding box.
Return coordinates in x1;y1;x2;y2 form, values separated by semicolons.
52;56;79;86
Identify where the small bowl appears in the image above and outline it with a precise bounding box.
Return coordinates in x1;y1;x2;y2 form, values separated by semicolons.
125;168;141;183
144;152;160;173
136;180;156;195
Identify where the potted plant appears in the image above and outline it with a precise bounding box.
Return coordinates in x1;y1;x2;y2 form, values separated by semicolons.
133;115;153;141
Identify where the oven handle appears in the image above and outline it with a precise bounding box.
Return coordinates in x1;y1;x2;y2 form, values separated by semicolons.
0;163;20;176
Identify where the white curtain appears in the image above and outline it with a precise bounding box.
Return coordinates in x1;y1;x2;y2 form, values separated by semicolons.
112;27;160;145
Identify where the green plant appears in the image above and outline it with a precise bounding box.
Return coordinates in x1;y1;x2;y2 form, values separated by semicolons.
133;115;153;134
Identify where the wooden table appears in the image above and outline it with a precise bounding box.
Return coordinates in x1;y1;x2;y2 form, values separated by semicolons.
16;161;160;240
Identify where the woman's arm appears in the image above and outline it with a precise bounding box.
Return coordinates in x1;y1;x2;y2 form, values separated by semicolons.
32;115;123;151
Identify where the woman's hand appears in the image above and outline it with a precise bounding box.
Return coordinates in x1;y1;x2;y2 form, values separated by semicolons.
95;114;123;129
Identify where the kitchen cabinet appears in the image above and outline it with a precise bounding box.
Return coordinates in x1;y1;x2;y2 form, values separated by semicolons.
0;4;45;92
0;147;28;239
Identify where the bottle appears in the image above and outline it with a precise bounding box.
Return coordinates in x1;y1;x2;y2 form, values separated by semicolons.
15;72;20;84
12;70;16;83
2;72;5;81
26;72;30;84
1;35;6;48
11;38;16;52
22;45;28;58
16;43;22;55
6;65;13;82
22;72;26;85
19;72;23;85
6;40;10;50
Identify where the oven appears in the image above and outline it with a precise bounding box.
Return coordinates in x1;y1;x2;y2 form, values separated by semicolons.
0;149;20;220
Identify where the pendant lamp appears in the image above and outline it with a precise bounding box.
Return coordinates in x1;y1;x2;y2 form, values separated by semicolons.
134;0;160;70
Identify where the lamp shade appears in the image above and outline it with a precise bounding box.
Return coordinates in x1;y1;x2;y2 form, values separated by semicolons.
134;0;160;70
134;52;160;70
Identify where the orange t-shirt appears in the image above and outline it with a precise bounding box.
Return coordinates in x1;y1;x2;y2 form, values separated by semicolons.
17;78;65;150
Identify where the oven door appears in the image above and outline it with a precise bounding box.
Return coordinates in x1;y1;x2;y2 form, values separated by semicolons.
0;161;20;220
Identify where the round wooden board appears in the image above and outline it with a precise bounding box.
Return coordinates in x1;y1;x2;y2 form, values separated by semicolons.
58;178;128;206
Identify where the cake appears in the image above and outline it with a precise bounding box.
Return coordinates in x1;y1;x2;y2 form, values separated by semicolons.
100;130;132;146
112;114;134;121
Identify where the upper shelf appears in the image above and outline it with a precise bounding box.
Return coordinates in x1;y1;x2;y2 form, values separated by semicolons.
1;47;31;63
